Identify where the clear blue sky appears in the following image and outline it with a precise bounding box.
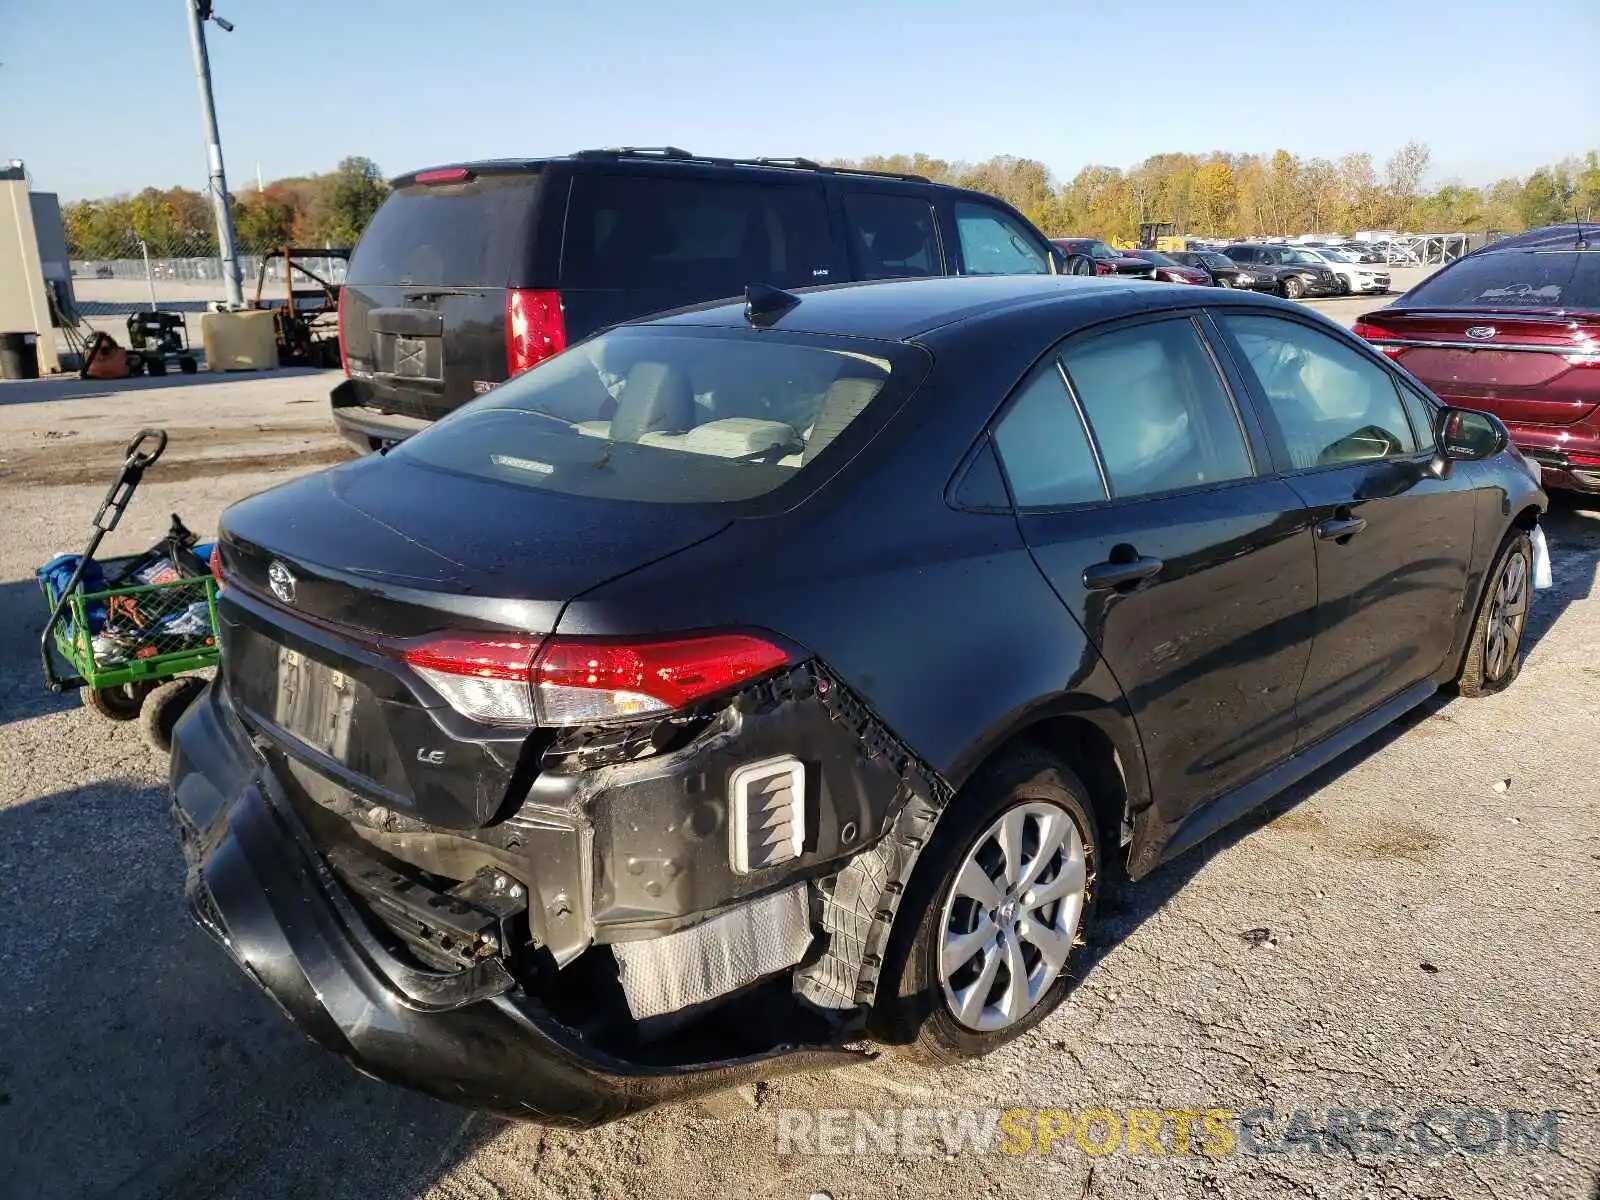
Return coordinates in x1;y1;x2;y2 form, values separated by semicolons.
1;0;1595;201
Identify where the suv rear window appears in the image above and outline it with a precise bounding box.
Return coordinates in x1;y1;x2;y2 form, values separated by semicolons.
390;327;921;504
1403;250;1600;310
561;175;834;294
346;174;540;287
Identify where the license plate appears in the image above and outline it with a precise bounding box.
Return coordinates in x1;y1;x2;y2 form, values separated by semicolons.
394;336;427;379
274;646;355;758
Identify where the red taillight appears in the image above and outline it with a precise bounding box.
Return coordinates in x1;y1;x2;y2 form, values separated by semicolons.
208;544;225;585
506;289;567;376
336;286;351;377
402;631;789;726
1352;320;1405;357
1569;452;1600;467
414;167;472;185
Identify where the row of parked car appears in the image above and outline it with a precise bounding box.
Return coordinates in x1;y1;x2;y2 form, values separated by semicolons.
1052;237;1391;299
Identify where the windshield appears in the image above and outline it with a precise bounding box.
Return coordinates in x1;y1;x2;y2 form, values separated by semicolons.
1200;253;1235;268
1402;250;1600;311
388;326;919;504
1137;251;1179;266
1281;249;1322;265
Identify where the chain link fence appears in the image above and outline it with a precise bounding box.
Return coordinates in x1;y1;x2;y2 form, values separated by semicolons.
62;230;348;321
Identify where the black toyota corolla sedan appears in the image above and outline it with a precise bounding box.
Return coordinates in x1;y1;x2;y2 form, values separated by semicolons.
172;275;1548;1124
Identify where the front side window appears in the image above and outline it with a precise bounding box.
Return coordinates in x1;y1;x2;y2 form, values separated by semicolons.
390;327;916;504
1223;314;1418;470
1062;319;1254;499
953;203;1050;276
843;193;941;279
992;365;1106;508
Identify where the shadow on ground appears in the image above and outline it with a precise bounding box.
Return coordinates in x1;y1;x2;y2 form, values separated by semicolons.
0;367;334;409
0;777;507;1200
0;578;81;727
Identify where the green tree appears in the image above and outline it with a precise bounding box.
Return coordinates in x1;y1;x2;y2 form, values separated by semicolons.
325;156;388;245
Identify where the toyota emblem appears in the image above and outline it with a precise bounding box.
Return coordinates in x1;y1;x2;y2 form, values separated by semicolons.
267;560;297;605
1465;325;1496;340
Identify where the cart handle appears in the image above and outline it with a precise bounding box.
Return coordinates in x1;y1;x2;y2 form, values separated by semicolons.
124;428;168;470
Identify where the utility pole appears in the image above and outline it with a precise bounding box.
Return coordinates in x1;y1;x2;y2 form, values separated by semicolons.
184;0;243;307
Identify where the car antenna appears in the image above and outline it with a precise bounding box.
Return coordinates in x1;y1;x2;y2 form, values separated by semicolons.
744;282;801;329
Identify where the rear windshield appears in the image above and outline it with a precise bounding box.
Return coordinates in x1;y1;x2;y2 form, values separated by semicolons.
389;326;922;504
1403;250;1600;310
560;174;835;294
346;174;539;287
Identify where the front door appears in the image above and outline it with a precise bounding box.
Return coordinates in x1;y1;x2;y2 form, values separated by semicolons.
990;314;1318;829
1214;310;1477;747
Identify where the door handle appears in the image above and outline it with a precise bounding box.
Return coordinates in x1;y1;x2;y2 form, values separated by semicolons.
1083;555;1164;591
1315;511;1368;543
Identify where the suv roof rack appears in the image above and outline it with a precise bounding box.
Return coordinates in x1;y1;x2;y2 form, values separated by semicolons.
571;147;930;183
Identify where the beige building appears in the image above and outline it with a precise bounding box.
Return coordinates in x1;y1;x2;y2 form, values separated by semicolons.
0;161;64;374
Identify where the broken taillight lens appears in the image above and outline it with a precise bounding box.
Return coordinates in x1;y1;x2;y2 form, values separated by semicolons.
401;632;789;726
208;544;225;585
505;289;567;376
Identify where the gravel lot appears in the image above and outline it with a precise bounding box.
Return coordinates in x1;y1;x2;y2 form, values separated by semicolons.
1;292;1596;1200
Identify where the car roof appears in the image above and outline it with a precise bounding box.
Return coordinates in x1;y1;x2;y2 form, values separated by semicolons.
641;274;1301;341
1484;223;1593;252
392;149;970;193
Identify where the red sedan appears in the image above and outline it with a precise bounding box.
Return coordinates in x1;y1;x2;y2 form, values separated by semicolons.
1353;225;1600;492
1123;249;1211;285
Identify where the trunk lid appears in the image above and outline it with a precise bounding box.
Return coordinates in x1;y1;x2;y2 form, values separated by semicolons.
1355;308;1600;427
215;456;732;828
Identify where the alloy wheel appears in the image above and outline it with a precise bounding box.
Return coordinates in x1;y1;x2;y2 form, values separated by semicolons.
937;801;1088;1032
1485;548;1530;681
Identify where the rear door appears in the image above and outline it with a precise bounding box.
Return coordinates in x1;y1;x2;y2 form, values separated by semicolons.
839;190;945;280
1215;309;1476;746
557;171;836;336
342;170;544;420
990;313;1317;827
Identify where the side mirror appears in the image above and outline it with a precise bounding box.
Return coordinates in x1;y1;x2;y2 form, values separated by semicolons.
1429;406;1506;477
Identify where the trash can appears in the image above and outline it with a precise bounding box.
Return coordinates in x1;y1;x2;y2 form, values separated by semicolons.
0;332;40;380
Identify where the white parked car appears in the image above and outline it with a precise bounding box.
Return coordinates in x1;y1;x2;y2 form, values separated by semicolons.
1297;247;1391;294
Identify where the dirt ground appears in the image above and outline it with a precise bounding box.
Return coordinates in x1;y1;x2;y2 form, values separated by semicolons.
0;314;1596;1200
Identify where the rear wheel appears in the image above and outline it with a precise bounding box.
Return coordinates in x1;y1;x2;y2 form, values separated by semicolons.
873;748;1100;1063
139;676;207;752
1281;275;1306;301
1457;530;1533;697
85;681;155;721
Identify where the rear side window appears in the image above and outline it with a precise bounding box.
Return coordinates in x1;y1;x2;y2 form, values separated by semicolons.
953;203;1049;276
992;366;1105;508
388;327;917;505
561;175;834;293
1401;250;1600;309
347;175;539;287
1223;314;1417;469
1064;319;1254;499
843;193;942;279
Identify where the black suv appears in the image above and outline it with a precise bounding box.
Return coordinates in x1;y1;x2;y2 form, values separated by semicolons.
332;148;1078;451
1221;243;1342;300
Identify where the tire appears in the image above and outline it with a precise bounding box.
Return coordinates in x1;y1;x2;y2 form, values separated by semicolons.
1281;275;1306;301
179;356;198;374
1456;529;1533;697
1069;254;1094;277
138;676;207;753
85;681;155;721
872;747;1101;1063
146;356;167;377
1217;277;1233;288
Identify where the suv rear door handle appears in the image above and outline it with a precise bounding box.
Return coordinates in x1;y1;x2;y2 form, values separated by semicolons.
1315;511;1368;543
1083;556;1164;591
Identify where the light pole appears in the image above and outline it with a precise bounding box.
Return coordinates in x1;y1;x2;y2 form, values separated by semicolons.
184;0;243;307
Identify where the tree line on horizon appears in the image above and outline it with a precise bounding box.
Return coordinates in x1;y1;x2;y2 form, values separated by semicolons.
60;143;1600;260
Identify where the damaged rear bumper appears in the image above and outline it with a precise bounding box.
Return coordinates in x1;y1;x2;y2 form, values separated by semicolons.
169;681;868;1124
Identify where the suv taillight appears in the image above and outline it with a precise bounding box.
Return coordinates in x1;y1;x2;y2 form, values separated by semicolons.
402;632;789;726
506;289;567;376
336;286;351;377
